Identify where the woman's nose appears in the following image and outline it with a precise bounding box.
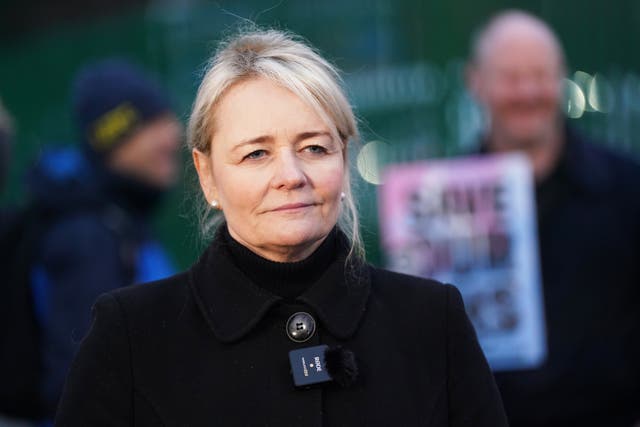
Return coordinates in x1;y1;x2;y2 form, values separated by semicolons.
271;150;307;190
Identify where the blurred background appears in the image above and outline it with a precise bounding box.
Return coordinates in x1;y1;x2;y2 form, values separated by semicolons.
2;0;640;268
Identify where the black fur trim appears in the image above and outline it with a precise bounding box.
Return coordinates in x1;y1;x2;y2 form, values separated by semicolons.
324;346;358;387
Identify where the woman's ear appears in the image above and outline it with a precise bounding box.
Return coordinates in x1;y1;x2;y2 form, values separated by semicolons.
192;149;217;203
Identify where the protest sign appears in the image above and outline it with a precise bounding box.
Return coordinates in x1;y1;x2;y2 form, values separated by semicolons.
379;153;546;370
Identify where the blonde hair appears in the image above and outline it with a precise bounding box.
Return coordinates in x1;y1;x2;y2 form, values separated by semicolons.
187;29;364;260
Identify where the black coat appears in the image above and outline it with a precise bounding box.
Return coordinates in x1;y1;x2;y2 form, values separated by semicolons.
493;128;640;426
55;234;507;426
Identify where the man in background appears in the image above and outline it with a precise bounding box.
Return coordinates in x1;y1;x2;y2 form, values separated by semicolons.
27;59;181;419
466;10;640;427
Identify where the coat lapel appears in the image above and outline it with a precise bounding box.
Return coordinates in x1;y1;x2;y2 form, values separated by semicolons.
188;230;371;343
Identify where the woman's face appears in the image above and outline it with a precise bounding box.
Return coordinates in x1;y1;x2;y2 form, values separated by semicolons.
193;77;345;262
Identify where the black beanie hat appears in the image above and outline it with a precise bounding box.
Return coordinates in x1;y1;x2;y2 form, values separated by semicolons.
72;58;171;157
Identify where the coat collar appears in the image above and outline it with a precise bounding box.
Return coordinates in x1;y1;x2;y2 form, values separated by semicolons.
188;230;371;343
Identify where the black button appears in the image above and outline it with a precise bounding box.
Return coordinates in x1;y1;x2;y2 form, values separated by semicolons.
286;312;316;343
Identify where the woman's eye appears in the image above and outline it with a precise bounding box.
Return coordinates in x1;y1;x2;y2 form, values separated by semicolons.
304;145;328;155
244;150;267;160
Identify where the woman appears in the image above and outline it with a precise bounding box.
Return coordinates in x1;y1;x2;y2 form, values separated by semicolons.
55;29;507;426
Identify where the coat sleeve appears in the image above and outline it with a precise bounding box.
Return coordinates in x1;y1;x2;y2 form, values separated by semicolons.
444;284;508;427
54;293;133;426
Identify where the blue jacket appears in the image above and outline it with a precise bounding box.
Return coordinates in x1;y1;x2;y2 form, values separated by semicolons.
27;148;175;417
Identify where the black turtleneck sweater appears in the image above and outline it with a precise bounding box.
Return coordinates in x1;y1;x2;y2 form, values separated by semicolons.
222;226;337;300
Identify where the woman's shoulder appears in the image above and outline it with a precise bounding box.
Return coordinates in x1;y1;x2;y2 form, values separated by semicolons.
103;270;192;315
366;265;463;313
368;265;451;294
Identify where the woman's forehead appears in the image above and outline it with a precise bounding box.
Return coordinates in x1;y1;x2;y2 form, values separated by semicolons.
211;78;334;146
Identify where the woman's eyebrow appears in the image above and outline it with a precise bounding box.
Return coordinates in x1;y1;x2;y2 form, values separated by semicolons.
232;131;332;151
294;131;332;143
231;135;272;151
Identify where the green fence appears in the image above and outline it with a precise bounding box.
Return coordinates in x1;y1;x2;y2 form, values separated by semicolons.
2;0;639;267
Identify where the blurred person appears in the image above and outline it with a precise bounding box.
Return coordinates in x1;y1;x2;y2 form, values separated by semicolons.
21;59;181;420
0;99;47;427
54;29;508;426
466;10;640;427
0;98;15;239
0;98;36;427
0;98;12;195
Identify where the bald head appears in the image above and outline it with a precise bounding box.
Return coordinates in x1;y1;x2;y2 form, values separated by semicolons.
472;10;565;70
467;10;566;161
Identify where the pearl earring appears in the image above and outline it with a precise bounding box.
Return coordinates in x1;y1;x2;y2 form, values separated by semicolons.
340;192;346;201
210;199;219;209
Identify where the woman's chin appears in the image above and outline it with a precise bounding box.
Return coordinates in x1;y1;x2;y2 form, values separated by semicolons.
270;230;323;248
263;225;330;252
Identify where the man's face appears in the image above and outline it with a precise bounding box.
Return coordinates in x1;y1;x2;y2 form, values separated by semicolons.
108;115;182;190
468;22;564;147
